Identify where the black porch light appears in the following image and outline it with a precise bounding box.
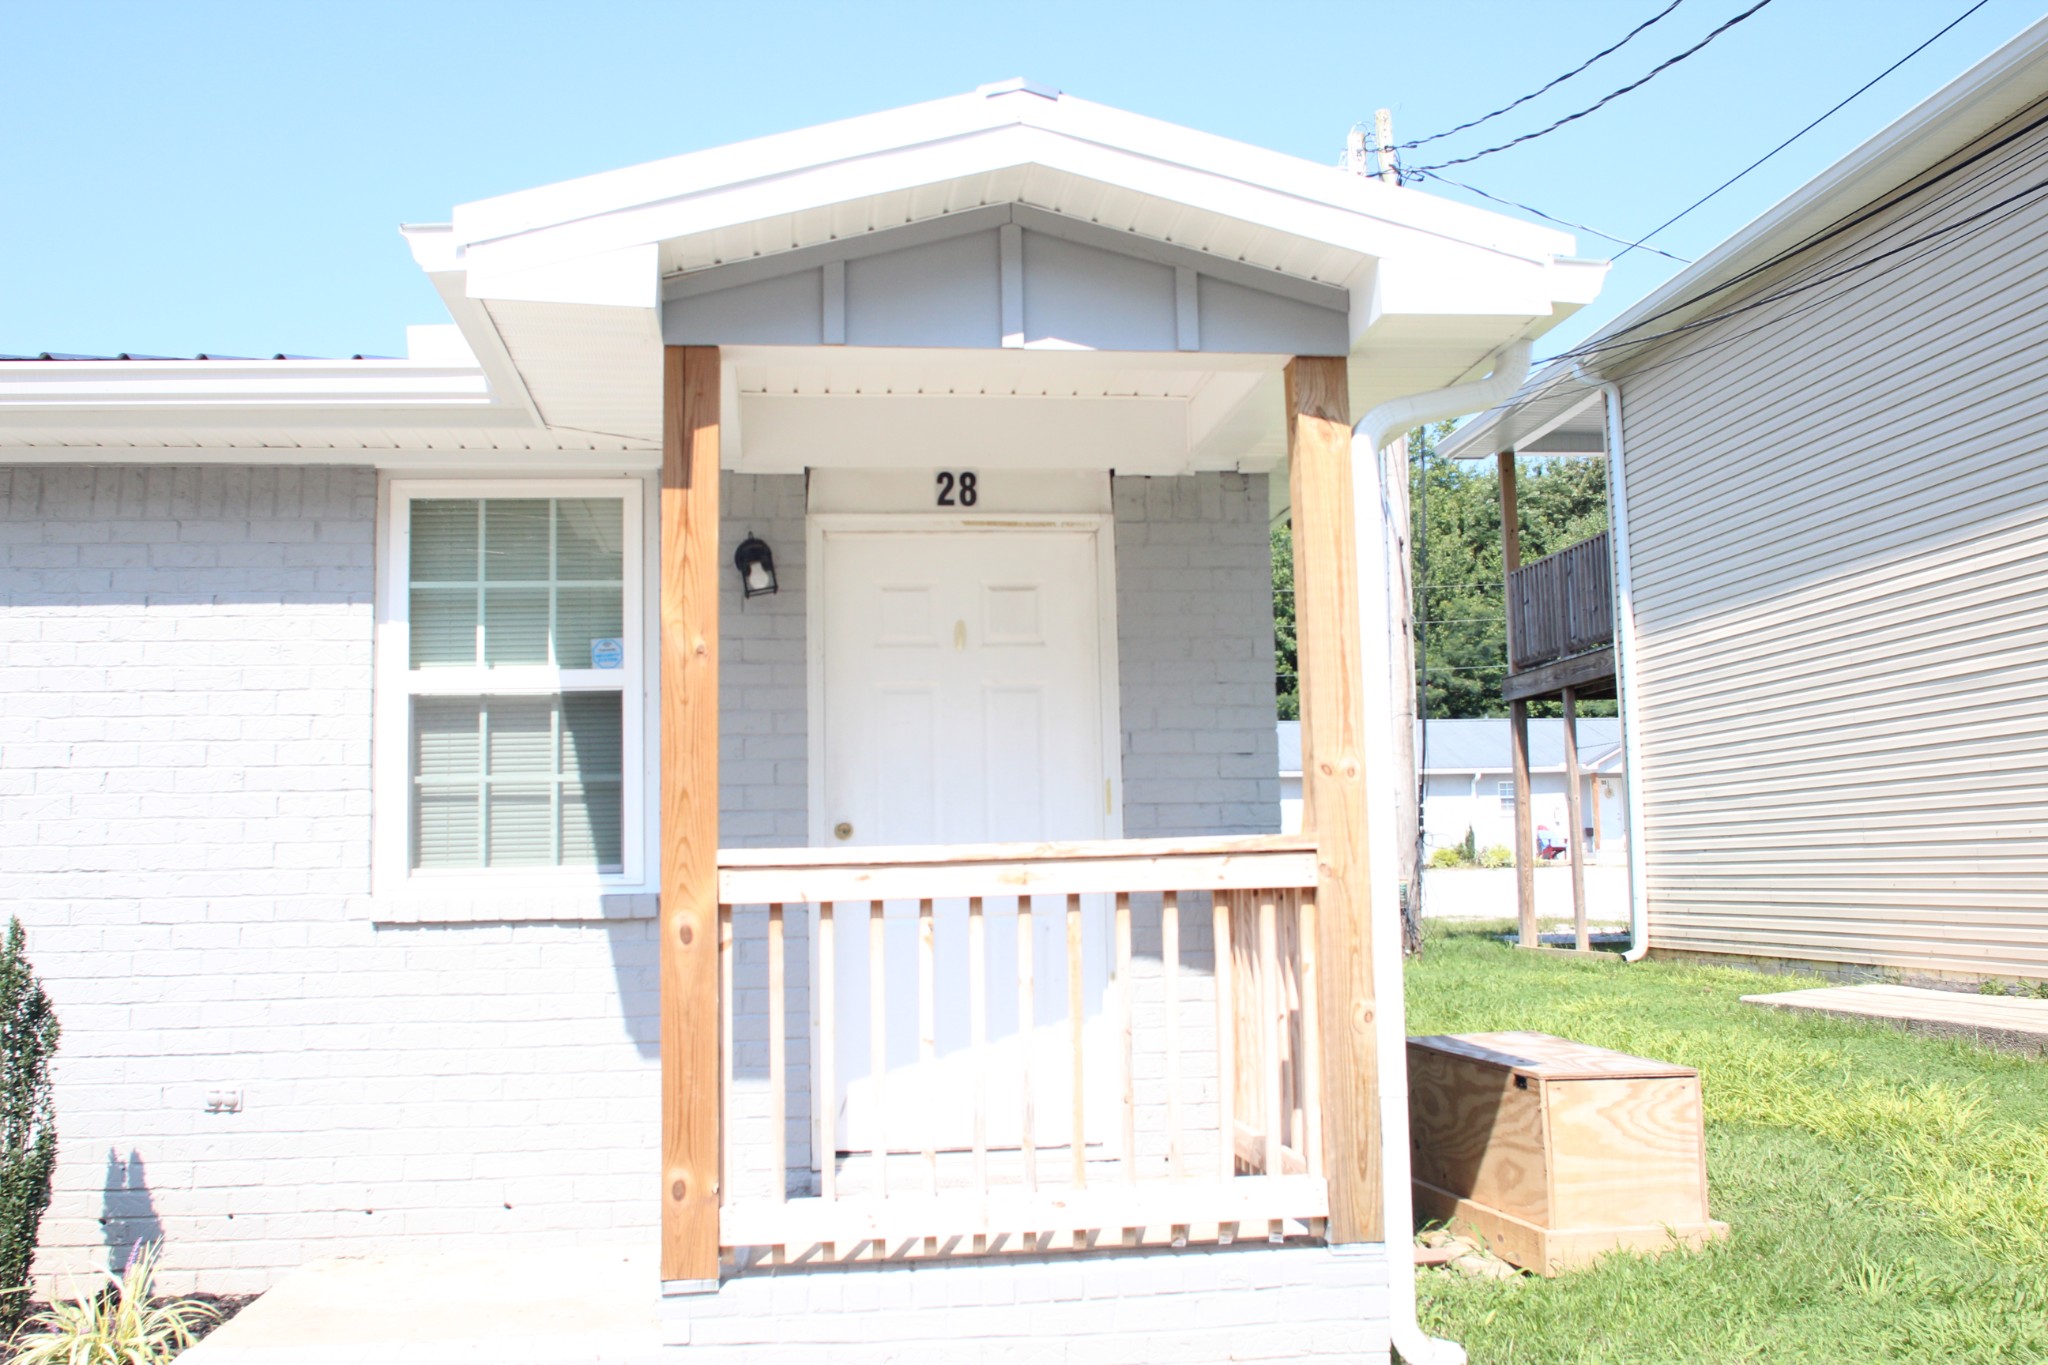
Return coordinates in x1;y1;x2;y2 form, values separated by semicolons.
734;534;778;598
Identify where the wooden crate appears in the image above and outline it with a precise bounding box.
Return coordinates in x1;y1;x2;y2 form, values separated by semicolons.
1408;1031;1727;1274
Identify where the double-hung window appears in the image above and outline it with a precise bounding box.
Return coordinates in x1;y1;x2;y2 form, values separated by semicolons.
381;480;646;892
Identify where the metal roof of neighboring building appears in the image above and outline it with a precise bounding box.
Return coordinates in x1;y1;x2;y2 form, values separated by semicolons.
1276;718;1624;777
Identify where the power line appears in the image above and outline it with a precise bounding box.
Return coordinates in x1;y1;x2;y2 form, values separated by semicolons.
1542;98;2048;364
1615;0;1995;259
1408;168;1691;262
1567;168;2048;365
1413;0;1777;174
1394;0;1689;152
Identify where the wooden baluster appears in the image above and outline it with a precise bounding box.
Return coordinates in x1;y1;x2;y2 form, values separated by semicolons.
868;900;887;1199
1116;891;1134;1185
719;902;734;1211
817;902;836;1206
1299;892;1322;1179
1260;891;1282;1184
919;898;937;1200
769;903;786;1207
1214;890;1236;1181
1164;889;1183;1181
1018;895;1036;1193
970;896;988;1201
1067;893;1086;1190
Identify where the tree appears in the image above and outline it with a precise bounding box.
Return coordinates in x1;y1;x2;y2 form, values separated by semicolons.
1408;426;1615;719
1272;523;1298;721
0;918;59;1328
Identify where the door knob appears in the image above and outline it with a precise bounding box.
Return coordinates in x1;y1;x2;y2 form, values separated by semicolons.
834;822;854;841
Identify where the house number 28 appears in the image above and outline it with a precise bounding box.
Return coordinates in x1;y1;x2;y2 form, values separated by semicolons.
935;471;979;507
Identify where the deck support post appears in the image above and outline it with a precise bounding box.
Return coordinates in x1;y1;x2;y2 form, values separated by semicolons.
1499;451;1538;947
662;345;722;1283
1561;688;1588;951
1509;699;1536;948
1284;356;1382;1244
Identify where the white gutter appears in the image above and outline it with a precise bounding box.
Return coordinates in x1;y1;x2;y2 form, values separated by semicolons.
1351;340;1529;1365
1572;365;1651;963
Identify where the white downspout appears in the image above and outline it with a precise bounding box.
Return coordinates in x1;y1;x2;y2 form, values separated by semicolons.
1350;340;1529;1365
1571;365;1651;962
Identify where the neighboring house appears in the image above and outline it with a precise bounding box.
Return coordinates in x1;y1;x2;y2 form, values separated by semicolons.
1442;20;2048;986
0;82;1603;1359
1280;719;1627;862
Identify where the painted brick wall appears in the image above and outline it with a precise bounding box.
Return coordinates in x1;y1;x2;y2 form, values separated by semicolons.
1113;471;1280;839
0;465;1283;1291
0;466;679;1294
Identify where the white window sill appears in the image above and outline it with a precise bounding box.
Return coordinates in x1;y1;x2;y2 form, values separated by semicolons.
369;885;658;925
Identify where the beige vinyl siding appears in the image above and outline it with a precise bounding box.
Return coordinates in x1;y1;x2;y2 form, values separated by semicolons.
1614;102;2048;981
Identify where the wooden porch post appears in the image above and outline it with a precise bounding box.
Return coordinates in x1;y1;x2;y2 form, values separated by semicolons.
1284;356;1382;1244
662;345;722;1284
1499;452;1537;948
1562;687;1588;951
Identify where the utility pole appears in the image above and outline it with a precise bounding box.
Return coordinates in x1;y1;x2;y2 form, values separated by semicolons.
1374;108;1400;186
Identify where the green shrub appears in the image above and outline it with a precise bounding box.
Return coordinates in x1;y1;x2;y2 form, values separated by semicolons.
9;1243;216;1365
0;918;58;1332
1459;826;1477;864
1977;979;2008;996
1477;845;1514;869
1427;846;1468;869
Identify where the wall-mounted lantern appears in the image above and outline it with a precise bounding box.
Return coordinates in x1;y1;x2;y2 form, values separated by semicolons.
734;535;778;599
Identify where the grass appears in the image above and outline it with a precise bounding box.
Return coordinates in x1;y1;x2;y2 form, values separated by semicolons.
1406;922;2048;1365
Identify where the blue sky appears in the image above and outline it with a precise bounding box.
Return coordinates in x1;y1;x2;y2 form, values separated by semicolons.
3;0;2039;360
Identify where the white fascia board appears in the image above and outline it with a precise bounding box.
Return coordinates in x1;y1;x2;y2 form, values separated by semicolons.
464;241;661;308
0;359;494;409
450;89;1581;287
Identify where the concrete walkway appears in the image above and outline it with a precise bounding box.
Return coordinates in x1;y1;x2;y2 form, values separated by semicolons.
180;1244;660;1365
1742;982;2048;1056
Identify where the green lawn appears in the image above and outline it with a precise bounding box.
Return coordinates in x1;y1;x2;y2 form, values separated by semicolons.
1405;923;2048;1365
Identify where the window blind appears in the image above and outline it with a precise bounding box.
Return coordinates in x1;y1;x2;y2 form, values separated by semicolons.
407;496;629;872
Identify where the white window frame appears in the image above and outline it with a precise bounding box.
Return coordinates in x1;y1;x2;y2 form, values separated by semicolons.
1497;780;1516;809
373;477;652;903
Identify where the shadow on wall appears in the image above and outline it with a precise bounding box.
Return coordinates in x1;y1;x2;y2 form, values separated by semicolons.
604;918;660;1060
101;1148;163;1273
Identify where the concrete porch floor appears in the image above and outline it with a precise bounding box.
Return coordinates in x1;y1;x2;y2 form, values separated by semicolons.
179;1244;660;1365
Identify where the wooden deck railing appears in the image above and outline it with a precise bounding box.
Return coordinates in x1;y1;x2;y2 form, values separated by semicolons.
714;834;1327;1263
1507;530;1613;672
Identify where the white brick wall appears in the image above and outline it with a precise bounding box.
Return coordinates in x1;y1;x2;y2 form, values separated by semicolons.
0;465;1292;1293
665;1243;1390;1363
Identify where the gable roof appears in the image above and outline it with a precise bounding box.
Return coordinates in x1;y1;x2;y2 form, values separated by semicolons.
5;81;1606;460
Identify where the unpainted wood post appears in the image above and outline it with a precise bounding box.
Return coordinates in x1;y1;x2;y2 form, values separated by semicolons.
1284;355;1383;1244
1510;698;1537;948
660;344;722;1283
1562;689;1589;952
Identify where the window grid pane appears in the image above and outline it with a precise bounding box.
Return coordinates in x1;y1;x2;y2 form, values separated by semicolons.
410;693;624;872
409;497;625;671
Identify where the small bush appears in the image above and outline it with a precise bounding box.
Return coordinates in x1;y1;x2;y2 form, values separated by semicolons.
10;1243;217;1365
1977;979;2008;996
1427;846;1469;869
0;917;59;1333
1459;826;1477;864
1477;845;1514;869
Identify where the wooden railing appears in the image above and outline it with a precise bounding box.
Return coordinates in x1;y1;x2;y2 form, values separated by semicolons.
1507;530;1613;672
714;834;1327;1264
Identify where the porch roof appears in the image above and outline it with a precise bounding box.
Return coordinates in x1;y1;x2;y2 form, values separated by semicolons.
3;80;1606;464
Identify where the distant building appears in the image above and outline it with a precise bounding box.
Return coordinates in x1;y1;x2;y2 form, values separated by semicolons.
1280;718;1627;861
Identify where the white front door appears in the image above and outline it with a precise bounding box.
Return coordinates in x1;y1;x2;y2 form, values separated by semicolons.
817;524;1117;1157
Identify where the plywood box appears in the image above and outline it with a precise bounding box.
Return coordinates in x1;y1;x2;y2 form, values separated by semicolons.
1408;1031;1727;1274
